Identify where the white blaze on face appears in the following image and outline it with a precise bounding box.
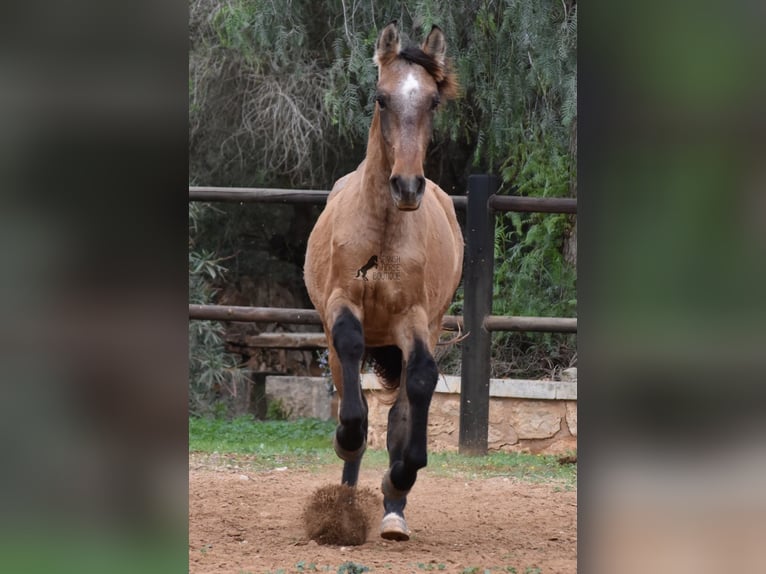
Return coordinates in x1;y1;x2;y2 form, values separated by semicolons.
398;71;422;113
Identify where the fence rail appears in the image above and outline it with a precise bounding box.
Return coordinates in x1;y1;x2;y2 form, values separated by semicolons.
189;179;577;455
189;304;576;354
188;304;576;335
189;186;577;214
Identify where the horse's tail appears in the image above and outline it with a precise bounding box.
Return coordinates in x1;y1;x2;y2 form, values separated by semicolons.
365;345;402;394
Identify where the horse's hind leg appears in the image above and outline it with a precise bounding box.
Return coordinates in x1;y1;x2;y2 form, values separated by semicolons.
329;307;367;486
381;337;438;540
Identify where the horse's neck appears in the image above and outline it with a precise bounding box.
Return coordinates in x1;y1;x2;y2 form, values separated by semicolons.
359;113;391;211
357;112;403;215
340;112;422;255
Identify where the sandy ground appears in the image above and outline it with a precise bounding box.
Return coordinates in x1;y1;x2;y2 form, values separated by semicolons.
189;458;576;573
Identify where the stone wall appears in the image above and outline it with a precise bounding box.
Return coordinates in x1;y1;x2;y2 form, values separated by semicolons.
265;371;577;455
363;374;577;455
264;376;333;420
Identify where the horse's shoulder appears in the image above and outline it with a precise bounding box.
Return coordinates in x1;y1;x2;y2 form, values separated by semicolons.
327;175;349;203
426;179;456;213
327;162;364;203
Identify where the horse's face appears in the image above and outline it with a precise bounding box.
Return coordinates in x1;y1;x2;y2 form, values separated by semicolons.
374;23;454;211
375;61;438;210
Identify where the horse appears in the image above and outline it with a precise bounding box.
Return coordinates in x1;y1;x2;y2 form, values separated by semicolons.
304;22;463;541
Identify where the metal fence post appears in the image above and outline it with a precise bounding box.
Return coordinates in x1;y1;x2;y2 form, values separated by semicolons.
459;174;498;455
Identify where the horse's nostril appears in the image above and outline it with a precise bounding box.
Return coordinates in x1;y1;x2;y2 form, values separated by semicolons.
390;175;424;209
389;175;402;195
415;176;425;196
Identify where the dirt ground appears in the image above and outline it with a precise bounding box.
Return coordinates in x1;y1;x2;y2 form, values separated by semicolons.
189;458;576;574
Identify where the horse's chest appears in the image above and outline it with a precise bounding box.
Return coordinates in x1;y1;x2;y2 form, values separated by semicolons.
360;257;423;313
360;279;418;342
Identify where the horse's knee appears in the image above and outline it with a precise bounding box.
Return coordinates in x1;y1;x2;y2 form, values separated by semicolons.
405;339;438;406
332;308;363;360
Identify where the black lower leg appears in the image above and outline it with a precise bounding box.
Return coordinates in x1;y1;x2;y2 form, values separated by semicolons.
332;308;367;485
342;459;362;486
383;397;409;515
340;393;368;486
388;339;437;494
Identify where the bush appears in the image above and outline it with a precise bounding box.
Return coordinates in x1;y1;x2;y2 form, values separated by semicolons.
188;203;249;415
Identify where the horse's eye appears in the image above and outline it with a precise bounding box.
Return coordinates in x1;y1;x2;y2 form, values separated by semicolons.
376;94;386;109
430;96;441;110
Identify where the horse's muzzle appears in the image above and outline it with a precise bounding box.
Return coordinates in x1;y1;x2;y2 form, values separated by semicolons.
389;175;425;211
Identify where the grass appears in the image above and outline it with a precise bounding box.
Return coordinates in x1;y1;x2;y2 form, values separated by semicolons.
190;416;336;453
189;415;576;487
189;416;339;471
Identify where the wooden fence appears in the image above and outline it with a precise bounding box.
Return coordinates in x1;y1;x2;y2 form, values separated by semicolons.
188;175;576;454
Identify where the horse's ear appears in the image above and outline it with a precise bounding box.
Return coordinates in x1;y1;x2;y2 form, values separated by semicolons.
422;25;447;67
374;21;400;67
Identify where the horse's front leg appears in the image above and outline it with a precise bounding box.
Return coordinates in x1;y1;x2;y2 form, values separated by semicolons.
381;335;438;540
328;306;367;486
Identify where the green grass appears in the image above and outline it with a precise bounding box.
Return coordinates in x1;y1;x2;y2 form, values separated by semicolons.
190;415;336;452
189;415;340;470
427;450;575;486
190;416;575;487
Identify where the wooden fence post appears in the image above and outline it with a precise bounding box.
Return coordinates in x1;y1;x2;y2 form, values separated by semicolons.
459;174;498;455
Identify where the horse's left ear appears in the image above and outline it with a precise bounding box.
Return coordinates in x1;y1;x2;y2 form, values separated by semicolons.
374;21;400;67
422;25;447;67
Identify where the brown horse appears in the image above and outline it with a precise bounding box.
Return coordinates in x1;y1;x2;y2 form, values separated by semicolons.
304;22;463;541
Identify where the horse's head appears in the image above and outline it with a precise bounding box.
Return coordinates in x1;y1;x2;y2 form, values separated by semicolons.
373;22;457;211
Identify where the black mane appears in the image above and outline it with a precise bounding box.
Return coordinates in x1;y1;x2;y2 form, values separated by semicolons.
398;46;442;80
397;45;456;97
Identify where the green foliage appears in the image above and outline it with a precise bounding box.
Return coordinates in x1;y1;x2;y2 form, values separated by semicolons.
266;398;293;421
494;213;575;319
190;0;576;184
481;1;577;377
451;1;577;172
415;562;447;570
337;562;371;574
491;131;577;377
189;203;249;415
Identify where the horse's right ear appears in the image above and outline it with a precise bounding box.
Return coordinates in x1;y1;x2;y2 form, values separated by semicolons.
374;21;400;67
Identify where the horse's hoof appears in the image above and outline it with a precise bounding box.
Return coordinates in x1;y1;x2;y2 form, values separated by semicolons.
380;512;410;541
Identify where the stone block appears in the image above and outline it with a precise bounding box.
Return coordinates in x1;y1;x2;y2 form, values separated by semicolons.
508;400;563;439
561;367;577;382
565;401;577;436
265;376;332;420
